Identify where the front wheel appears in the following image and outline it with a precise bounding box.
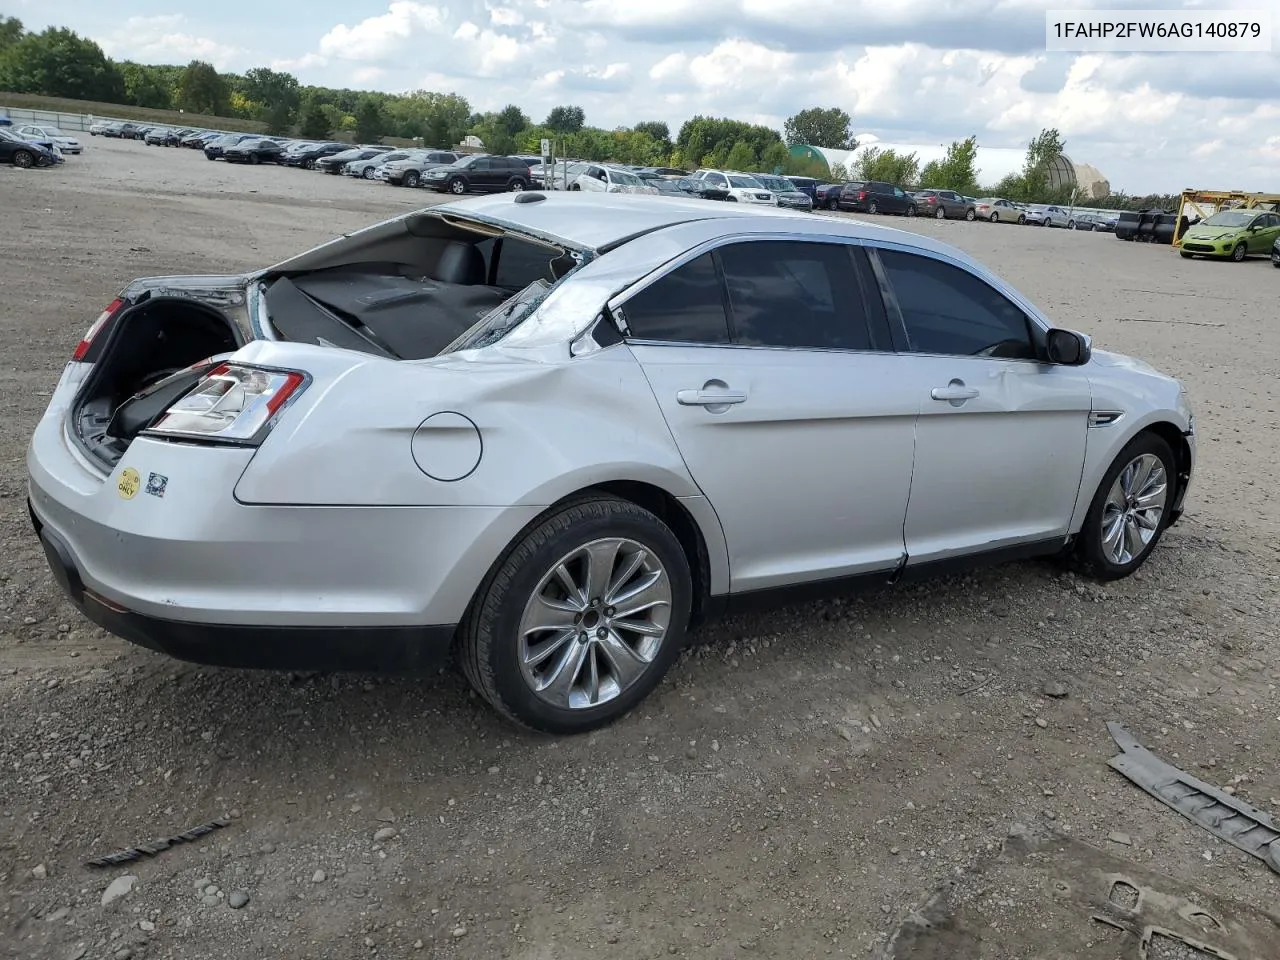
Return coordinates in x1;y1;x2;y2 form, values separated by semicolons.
1231;242;1247;262
1072;433;1176;581
363;167;375;180
1067;220;1076;229
459;495;692;734
1017;214;1026;224
403;171;420;188
448;177;467;195
303;158;315;170
12;149;34;169
1180;250;1193;259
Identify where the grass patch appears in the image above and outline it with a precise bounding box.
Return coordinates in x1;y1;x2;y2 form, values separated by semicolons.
0;92;265;133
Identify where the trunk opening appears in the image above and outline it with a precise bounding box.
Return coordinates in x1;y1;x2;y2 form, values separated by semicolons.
72;297;242;470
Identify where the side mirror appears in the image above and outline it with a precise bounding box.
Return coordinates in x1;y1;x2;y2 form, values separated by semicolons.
1046;328;1091;365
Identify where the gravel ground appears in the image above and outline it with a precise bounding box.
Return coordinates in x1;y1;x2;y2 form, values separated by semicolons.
2;137;1278;960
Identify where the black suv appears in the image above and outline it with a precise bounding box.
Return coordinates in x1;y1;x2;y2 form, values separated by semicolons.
421;155;532;195
836;180;918;216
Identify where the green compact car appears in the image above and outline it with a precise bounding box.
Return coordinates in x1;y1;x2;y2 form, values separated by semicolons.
1179;208;1280;261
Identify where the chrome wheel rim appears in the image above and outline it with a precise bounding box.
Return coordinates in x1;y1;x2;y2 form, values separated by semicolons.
14;151;32;168
517;537;671;711
1101;454;1168;565
935;207;945;219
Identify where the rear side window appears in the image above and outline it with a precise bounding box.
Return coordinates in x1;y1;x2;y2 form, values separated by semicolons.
876;249;1037;360
717;241;872;351
619;253;730;344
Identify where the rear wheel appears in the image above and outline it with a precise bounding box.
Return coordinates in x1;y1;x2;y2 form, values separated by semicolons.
459;496;692;734
508;178;525;192
989;212;999;222
12;149;34;169
965;208;976;221
935;206;946;219
826;197;839;210
868;200;878;214
905;204;917;217
1072;433;1176;581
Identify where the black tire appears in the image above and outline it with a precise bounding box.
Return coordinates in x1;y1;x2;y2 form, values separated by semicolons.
508;178;525;192
826;197;839;211
1018;214;1026;224
935;206;946;219
1067;220;1076;229
726;195;738;202
401;170;419;188
448;176;466;195
459;495;692;734
868;200;878;214
1180;250;1193;259
303;158;315;170
12;149;34;169
363;166;375;180
1231;242;1247;262
570;183;581;191
965;208;975;221
905;204;917;217
250;153;260;165
989;212;999;223
206;154;216;161
1273;260;1280;268
1072;432;1177;581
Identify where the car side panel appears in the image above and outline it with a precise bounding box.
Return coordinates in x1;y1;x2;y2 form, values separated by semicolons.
228;338;732;597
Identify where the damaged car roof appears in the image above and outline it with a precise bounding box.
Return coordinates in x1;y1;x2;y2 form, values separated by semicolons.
428;191;819;252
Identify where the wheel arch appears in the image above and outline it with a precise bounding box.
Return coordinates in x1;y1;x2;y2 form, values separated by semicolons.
1068;417;1192;535
457;480;727;642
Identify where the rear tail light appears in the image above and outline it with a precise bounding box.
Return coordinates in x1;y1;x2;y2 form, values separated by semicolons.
73;298;124;361
146;363;307;445
858;190;867;201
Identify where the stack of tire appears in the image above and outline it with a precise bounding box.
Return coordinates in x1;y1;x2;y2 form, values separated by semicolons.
1114;209;1189;245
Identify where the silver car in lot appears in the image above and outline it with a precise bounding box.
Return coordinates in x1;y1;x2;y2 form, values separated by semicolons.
26;194;1195;733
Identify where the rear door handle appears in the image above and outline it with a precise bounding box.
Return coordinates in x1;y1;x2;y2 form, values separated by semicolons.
677;389;748;406
931;380;979;403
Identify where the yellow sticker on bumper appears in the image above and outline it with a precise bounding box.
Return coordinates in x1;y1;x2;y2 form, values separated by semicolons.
117;467;141;500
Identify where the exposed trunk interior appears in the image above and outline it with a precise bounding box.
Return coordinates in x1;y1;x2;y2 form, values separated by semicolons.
260;232;578;361
71;219;581;470
72;298;240;469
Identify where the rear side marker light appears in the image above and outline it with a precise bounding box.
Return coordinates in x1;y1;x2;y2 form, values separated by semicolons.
147;363;306;445
73;298;123;360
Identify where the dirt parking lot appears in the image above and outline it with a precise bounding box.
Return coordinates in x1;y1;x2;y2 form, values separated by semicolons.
2;138;1278;960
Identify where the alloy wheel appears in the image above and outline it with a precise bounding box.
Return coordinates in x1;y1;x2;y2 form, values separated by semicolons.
935;206;945;219
13;150;33;169
449;178;466;194
1232;242;1246;262
1100;453;1168;565
517;537;672;711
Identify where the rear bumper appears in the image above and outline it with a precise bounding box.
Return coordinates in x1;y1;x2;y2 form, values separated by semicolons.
31;505;454;673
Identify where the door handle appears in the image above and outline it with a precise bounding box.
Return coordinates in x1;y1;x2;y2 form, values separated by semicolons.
677;389;748;406
931;380;979;403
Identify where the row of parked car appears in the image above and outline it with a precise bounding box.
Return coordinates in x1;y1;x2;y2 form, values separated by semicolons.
86;121;1121;230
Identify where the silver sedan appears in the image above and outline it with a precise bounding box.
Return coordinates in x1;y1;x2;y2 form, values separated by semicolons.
27;195;1195;733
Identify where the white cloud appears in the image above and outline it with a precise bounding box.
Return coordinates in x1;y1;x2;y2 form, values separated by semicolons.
318;1;447;60
97;15;245;70
69;0;1280;192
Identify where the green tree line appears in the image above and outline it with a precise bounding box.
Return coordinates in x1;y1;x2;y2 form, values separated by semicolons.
2;16;1094;202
